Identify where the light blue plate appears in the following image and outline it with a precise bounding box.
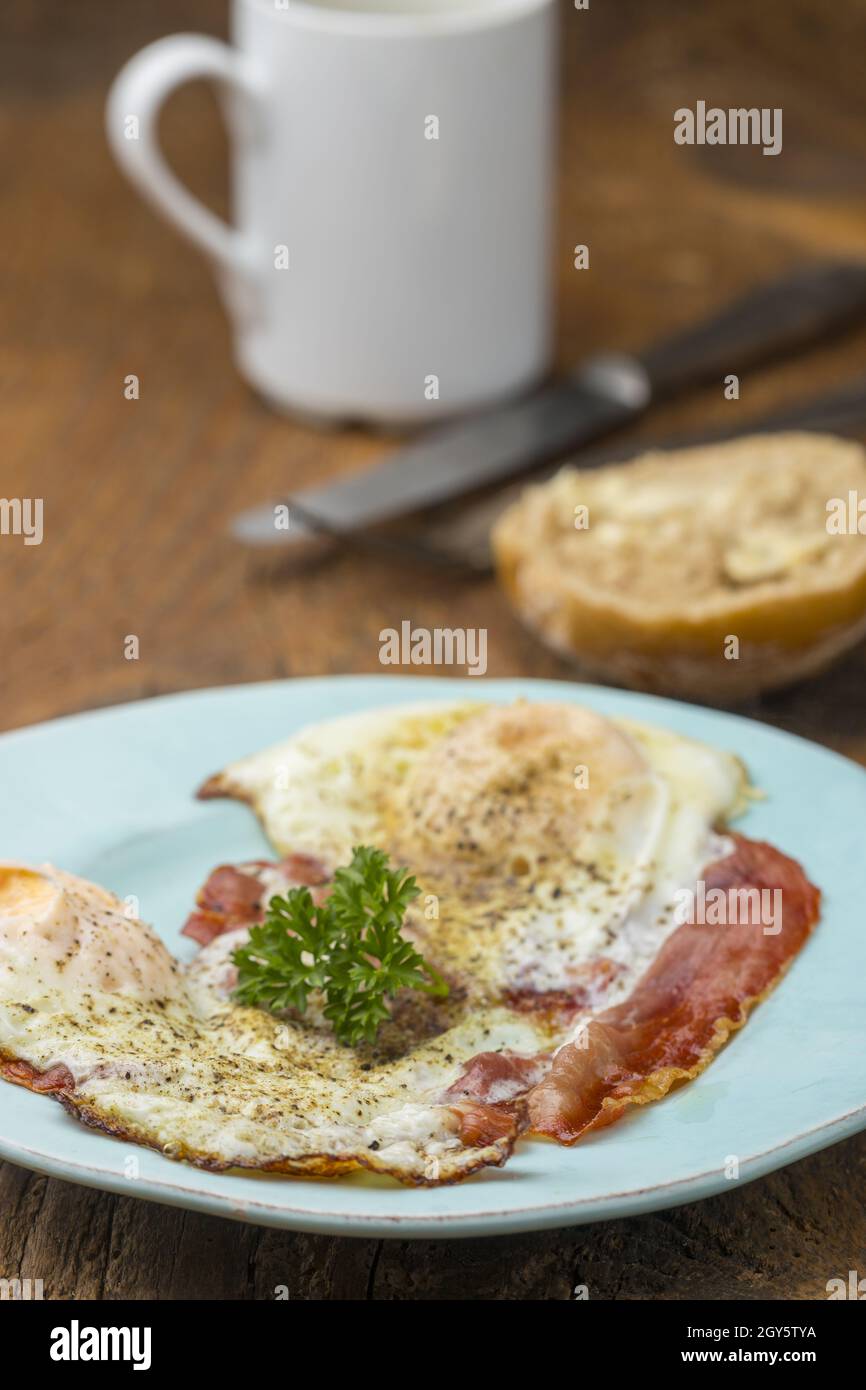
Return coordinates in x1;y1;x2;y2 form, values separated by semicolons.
1;676;864;1239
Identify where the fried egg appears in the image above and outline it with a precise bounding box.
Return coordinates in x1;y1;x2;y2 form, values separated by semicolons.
0;700;746;1184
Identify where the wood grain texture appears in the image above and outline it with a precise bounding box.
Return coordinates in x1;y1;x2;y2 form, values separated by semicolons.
1;0;865;1299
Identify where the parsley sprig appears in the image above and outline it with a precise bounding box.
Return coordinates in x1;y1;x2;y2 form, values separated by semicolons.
232;846;448;1046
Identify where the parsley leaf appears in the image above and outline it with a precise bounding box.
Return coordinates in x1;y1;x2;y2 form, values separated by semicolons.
231;846;448;1046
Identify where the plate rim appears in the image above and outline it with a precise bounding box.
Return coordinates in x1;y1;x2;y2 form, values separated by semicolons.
1;1097;864;1240
3;672;866;781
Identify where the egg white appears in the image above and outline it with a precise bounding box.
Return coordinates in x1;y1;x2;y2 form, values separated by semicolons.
0;701;746;1185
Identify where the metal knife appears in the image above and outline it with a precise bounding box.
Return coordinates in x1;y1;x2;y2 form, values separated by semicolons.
232;261;866;552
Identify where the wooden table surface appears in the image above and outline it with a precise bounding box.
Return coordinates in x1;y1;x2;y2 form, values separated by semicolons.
2;0;865;1299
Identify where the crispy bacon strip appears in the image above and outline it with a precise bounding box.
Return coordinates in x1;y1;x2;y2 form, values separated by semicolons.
198;864;265;917
445;1050;547;1105
0;1057;75;1092
503;959;622;1019
181;856;331;945
445;1052;547;1145
449;1099;522;1148
279;853;329;887
180;864;265;945
182;909;230;947
528;834;820;1143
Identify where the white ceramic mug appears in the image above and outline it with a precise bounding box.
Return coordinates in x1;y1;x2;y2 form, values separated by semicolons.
106;0;556;426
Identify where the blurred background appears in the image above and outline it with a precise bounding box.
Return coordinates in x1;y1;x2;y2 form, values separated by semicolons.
2;0;866;752
3;0;866;1303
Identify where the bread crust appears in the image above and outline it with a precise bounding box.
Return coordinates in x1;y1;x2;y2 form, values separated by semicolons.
493;433;866;701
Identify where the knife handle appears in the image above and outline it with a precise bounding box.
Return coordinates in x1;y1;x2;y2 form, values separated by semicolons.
638;261;866;398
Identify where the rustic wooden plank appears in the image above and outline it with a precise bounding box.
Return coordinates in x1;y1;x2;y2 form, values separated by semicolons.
3;1131;863;1299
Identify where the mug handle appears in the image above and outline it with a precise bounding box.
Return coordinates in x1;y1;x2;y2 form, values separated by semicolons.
106;35;263;279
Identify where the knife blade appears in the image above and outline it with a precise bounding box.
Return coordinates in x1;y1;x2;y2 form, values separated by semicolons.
232;261;866;551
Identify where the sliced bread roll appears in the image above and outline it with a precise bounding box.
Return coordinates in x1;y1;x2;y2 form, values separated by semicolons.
492;432;866;701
